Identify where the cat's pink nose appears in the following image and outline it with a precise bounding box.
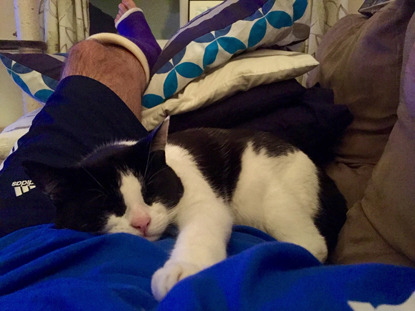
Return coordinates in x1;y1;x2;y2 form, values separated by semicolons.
131;215;151;235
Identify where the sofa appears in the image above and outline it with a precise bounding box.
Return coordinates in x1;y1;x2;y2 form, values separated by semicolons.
307;0;415;267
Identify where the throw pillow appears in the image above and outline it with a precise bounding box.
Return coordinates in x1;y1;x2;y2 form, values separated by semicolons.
142;0;310;108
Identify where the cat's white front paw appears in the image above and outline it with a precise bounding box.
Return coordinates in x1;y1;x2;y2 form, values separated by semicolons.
151;260;201;301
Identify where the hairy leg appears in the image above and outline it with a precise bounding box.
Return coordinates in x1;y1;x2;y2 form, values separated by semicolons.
61;40;146;121
61;0;158;120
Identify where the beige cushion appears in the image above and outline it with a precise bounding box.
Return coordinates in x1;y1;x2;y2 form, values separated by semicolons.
308;0;415;207
332;3;415;267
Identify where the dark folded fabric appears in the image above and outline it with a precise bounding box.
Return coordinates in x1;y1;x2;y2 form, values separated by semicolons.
238;86;353;165
170;79;306;131
171;80;353;166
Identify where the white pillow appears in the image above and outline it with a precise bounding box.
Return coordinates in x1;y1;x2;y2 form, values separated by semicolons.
142;49;318;130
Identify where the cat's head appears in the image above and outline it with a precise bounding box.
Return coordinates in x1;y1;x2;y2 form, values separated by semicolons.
23;118;183;241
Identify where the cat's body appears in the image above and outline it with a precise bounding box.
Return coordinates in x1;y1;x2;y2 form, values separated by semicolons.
24;121;346;301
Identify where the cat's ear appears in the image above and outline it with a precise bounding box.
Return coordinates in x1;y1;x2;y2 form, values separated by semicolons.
149;116;170;152
22;160;73;202
129;117;169;161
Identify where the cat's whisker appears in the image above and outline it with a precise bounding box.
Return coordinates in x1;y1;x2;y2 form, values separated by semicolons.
144;149;164;179
166;207;179;220
86;187;108;200
143;149;155;180
88;193;107;204
145;166;170;184
81;166;107;191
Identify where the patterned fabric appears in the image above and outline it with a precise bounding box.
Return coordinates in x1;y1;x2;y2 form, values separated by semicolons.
143;0;311;109
38;0;89;53
300;0;350;84
306;0;349;59
0;54;64;103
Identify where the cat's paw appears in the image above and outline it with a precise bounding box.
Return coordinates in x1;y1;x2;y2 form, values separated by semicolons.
151;260;201;301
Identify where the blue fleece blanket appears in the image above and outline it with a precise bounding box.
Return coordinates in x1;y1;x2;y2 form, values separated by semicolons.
0;224;414;311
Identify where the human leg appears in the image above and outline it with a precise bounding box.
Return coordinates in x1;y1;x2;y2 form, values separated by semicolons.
62;0;161;120
61;40;146;120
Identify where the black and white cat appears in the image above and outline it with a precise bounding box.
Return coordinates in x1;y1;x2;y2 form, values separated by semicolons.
23;118;346;301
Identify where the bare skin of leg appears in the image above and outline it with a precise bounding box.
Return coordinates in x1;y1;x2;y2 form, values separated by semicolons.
61;0;146;121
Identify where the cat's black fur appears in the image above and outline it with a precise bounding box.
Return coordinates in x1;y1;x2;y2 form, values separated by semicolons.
167;128;296;202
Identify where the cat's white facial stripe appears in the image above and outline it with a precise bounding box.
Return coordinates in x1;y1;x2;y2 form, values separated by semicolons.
119;171;146;209
104;171;170;240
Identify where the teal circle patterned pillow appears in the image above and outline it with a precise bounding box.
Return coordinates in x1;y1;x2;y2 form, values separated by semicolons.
143;0;310;109
0;53;64;103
